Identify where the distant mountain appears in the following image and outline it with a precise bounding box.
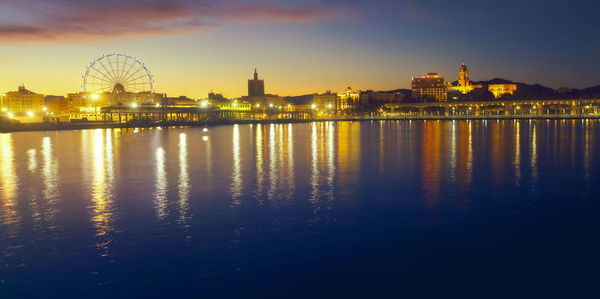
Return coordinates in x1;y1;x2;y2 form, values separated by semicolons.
471;78;515;85
453;78;600;100
284;94;314;105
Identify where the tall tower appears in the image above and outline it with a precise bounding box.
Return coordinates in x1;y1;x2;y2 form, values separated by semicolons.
248;68;265;97
458;61;470;87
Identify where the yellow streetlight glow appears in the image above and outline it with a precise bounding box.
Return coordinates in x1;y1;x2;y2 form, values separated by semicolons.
155;103;160;108
311;104;316;109
327;104;332;109
269;104;273;108
1;108;6;112
256;104;261;108
27;111;34;117
131;103;138;108
7;112;13;118
42;107;47;111
91;94;100;100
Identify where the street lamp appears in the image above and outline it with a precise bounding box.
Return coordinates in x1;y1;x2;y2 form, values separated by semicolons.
91;94;100;120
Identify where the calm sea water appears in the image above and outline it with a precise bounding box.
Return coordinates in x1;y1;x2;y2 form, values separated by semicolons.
1;120;599;297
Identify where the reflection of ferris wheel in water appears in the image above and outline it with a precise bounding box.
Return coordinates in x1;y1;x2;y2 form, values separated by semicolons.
82;53;155;104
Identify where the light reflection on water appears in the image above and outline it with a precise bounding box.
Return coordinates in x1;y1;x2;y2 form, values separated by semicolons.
231;125;242;205
90;129;115;256
178;133;190;230
27;149;36;172
1;120;599;295
41;136;58;224
154;146;167;220
0;134;18;239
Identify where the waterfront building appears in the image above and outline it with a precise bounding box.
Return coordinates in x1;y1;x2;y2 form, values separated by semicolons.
3;85;45;113
243;95;286;109
44;95;69;114
360;90;406;107
285;91;337;111
337;87;361;111
67;92;87;113
248;68;265;97
313;91;338;110
242;69;285;108
412;73;448;102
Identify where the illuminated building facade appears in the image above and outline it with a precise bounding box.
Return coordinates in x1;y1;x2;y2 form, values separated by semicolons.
488;84;517;98
4;85;45;113
412;73;448;102
458;61;469;86
243;95;286;108
213;100;252;111
313;91;337;110
337;87;361;111
248;69;265;97
448;62;517;99
453;62;478;94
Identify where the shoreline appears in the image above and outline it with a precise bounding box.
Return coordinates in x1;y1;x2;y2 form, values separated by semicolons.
1;114;599;133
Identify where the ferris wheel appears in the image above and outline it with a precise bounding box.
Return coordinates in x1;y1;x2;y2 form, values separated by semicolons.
82;53;155;104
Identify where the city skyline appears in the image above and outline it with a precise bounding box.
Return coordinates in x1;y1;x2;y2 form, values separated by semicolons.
1;0;599;98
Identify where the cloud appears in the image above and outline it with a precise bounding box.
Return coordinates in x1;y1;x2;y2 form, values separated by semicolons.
0;0;332;42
